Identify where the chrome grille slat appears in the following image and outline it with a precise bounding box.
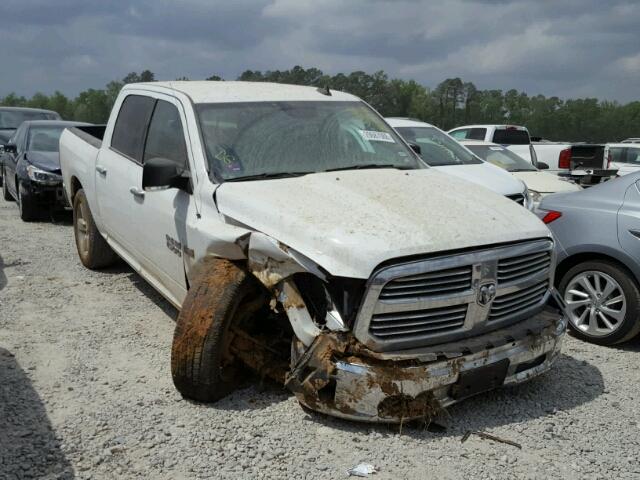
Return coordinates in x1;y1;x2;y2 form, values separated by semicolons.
490;284;548;312
499;251;548;267
489;282;549;321
370;305;467;338
372;306;468;322
371;314;466;331
498;252;551;284
380;266;472;299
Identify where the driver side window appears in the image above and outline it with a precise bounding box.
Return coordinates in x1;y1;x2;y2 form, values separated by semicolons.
143;100;188;170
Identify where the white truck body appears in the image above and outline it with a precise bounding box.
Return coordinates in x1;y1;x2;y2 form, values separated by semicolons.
448;124;537;164
59;81;566;422
386;118;530;206
605;143;640;176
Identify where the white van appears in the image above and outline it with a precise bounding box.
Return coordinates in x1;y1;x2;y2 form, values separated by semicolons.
387;118;532;209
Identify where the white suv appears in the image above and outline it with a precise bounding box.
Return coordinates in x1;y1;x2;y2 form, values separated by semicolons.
387;118;532;209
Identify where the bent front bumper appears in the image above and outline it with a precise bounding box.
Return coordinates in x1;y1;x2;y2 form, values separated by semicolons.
287;307;566;423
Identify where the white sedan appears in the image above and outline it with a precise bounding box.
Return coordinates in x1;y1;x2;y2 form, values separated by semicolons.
461;140;581;205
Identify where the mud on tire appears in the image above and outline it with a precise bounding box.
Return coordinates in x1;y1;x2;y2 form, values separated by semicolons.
73;188;118;269
171;258;266;402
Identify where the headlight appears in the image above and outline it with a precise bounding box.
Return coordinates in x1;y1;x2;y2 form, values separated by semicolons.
522;186;537;211
26;165;62;184
529;189;543;205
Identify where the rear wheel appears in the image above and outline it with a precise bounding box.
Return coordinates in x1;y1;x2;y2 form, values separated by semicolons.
559;260;640;345
171;258;267;402
2;170;13;201
17;183;38;221
73;189;118;269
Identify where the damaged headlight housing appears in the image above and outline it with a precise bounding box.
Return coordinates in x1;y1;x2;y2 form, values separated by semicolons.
26;165;62;184
528;189;543;208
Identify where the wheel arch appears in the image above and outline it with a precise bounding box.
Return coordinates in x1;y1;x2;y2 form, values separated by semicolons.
555;249;640;288
69;176;83;202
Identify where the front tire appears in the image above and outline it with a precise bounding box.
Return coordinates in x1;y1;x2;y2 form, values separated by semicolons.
17;182;38;221
171;258;265;402
559;260;640;345
73;189;118;269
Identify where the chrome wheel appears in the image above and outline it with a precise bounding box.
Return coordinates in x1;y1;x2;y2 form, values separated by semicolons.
564;270;627;337
75;199;90;257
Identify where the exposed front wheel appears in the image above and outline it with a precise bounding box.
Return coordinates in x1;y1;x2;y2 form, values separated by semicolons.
73;189;118;269
559;260;640;345
171;258;267;402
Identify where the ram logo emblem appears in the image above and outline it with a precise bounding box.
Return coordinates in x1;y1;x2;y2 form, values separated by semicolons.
477;283;497;306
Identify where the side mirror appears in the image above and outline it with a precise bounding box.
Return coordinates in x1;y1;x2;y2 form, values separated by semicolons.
142;157;191;193
408;142;421;155
4;144;17;154
537;161;549;170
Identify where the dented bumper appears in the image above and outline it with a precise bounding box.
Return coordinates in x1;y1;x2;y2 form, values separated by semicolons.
287;307;566;423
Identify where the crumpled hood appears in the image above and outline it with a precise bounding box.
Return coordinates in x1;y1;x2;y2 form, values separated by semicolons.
512;171;581;194
25;151;61;173
217;169;550;279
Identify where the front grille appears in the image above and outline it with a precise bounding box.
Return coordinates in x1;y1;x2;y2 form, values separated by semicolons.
355;240;554;351
489;281;549;322
379;266;472;299
497;251;551;284
506;194;525;206
370;305;467;339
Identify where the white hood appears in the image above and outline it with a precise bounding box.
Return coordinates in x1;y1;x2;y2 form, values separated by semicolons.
433;162;525;196
512;171;582;194
217;169;550;279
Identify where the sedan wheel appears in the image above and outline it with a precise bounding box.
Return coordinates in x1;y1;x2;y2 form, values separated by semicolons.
564;271;626;336
559;260;640;345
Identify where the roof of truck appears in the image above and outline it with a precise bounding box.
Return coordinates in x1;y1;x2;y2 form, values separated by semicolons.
449;124;529;131
126;81;360;104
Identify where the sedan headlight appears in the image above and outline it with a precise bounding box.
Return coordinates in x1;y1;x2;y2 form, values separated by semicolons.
26;165;62;184
528;189;543;205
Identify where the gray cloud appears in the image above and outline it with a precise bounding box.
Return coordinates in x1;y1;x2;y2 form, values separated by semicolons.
0;0;638;102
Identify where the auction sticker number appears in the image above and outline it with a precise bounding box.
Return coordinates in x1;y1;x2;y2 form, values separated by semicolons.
360;130;395;143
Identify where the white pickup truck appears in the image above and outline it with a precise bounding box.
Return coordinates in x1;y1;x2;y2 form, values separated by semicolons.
59;81;566;423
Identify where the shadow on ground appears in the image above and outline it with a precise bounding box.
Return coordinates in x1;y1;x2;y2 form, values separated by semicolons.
0;348;74;479
0;253;6;292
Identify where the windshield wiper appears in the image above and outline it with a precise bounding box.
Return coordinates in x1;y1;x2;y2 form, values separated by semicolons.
509;168;537;172
324;164;414;172
224;171;312;182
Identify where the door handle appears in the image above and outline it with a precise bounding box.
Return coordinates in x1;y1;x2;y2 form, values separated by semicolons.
96;166;107;175
129;187;145;198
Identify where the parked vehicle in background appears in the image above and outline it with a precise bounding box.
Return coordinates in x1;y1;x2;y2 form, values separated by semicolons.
59;81;566;423
0;107;61;185
621;138;640;144
605;143;640;176
461;140;581;206
448;124;538;165
387;118;532;208
1;120;89;221
539;173;640;345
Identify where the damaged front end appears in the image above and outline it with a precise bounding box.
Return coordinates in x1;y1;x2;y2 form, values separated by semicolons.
240;232;567;423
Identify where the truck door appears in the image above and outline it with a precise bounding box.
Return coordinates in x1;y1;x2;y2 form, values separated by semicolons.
95;94;155;257
128;97;196;306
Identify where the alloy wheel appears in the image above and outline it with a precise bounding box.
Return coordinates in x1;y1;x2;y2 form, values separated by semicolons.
564;270;627;337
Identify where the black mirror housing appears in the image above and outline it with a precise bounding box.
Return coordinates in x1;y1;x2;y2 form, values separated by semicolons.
408;142;421;155
537;161;549;170
4;144;17;154
142;157;190;192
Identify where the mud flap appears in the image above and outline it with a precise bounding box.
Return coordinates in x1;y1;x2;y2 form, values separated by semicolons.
449;359;510;400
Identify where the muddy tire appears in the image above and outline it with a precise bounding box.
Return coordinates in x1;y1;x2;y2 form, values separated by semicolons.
171;258;265;403
2;170;13;201
73;189;118;269
18;183;39;222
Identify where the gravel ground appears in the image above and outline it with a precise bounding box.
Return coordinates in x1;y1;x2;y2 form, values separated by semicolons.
1;198;640;480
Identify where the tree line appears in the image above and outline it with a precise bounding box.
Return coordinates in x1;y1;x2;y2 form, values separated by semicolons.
2;66;638;142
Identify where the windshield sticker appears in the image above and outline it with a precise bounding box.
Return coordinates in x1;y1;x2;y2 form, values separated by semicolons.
489;146;504;151
360;130;395;143
215;146;243;172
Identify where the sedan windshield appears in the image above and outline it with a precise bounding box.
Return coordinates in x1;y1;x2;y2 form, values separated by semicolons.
466;144;537;172
394;126;482;166
27;126;65;152
0;110;58;130
196;101;422;181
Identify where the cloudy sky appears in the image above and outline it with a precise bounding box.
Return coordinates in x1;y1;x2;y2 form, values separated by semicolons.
1;0;639;102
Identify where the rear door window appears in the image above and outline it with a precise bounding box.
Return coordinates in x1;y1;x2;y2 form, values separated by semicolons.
466;128;487;140
492;128;530;145
111;95;156;162
143;100;188;169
